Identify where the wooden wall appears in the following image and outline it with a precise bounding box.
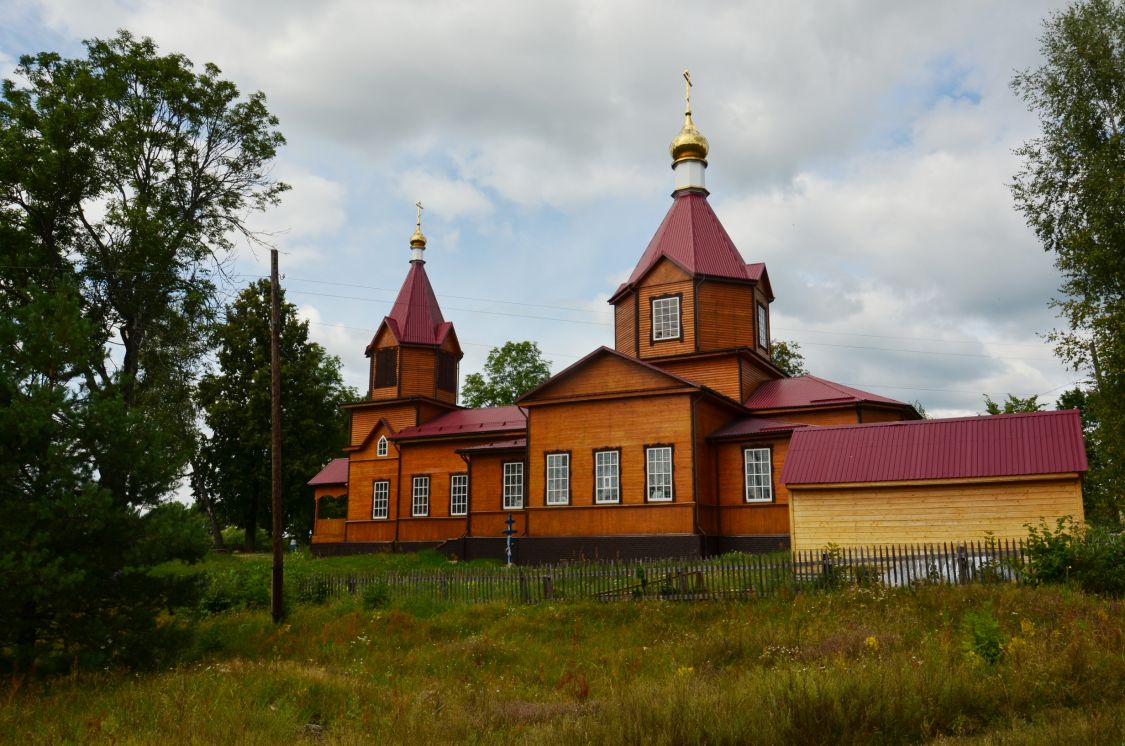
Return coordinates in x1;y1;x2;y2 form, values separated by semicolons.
740;356;773;402
697;281;755;352
614;293;636;356
468;451;529;538
349;403;416;449
637;260;696;360
311;485;346;543
369;327;398;400
714;435;792;537
658;355;741;401
789;475;1085;550
525;394;696;536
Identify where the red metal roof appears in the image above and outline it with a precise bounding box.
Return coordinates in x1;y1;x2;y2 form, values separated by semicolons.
455;438;527;454
384;261;452;346
781;409;1088;485
744;374;910;410
709;416;813;440
394;405;526;440
307;457;349;486
623;192;760;287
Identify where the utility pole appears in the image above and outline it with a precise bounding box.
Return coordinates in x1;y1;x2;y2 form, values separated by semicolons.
270;248;284;623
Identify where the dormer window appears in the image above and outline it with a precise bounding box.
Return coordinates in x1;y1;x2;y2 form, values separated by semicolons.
652;295;681;341
376;436;388;457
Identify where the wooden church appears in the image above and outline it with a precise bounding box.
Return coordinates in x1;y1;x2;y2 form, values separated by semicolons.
309;80;1087;561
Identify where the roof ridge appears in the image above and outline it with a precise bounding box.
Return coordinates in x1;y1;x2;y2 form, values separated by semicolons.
791;408;1080;435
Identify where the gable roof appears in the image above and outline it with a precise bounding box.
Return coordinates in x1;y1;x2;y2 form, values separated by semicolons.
744;374;911;411
394;405;526;441
380;261;452;346
781;409;1088;485
517;345;702;404
610;192;765;303
308;457;349;486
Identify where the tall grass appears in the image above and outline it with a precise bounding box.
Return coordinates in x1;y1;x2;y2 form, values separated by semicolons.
3;583;1124;744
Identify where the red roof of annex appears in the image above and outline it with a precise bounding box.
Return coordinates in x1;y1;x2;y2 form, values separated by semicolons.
307;457;349;486
744;374;911;410
394;405;526;440
781;409;1088;485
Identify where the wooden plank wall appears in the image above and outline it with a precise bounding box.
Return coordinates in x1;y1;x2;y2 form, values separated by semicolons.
697;281;755;351
740;356;773;402
637;260;695;360
526;394;696;536
349;404;416;449
716;436;792;536
400;347;437;400
658;355;741;401
529;354;683;401
468;452;529;538
789;475;1085;550
614;294;636;355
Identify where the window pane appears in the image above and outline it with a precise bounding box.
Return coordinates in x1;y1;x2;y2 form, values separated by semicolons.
652;297;680;341
372;481;389;519
546;453;569;505
757;304;768;349
450;474;468;516
377;436;388;457
646;447;673;501
744;448;773;502
412;476;429;516
595;450;619;503
503;462;524;509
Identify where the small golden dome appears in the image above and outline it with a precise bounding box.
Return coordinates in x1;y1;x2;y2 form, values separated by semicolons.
409;200;426;248
670;111;709;164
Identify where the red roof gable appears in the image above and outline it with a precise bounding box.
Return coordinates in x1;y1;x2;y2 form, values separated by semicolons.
307;457;348;486
394;405;526;440
383;261;451;346
744;374;910;410
619;192;761;289
781;410;1088;485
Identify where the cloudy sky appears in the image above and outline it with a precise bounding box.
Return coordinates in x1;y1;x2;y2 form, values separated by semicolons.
1;0;1083;417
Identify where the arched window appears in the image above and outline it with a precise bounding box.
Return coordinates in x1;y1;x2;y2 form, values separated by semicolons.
377;436;388;457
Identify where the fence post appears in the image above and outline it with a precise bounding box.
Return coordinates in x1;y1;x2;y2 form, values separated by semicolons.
347;575;356;595
957;544;970;584
543;574;554;600
519;572;531;604
821;551;832;585
677;566;688;595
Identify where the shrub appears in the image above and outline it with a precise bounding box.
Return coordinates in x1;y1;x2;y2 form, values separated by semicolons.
1024;516;1125;597
961;606;1005;665
361;582;391;610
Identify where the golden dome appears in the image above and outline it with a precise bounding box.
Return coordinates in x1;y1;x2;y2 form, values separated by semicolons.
670;110;709;165
409;201;427;248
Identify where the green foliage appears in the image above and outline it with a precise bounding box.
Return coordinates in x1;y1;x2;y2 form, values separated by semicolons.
460;341;551;408
770;338;809;377
128;503;211;567
361;582;392;610
1059;386;1120;524
221;525;270;550
981;393;1044;415
316;494;348;520
960;606;1005;664
1024;515;1125;596
1013;0;1125;527
197;280;356;551
0;31;285;671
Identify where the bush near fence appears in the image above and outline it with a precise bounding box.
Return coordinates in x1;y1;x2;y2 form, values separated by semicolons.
296;540;1029;605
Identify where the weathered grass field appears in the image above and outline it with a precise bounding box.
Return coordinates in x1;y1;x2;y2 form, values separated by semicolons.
3;571;1124;745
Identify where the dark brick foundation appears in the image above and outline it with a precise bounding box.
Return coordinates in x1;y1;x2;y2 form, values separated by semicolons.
716;534;791;554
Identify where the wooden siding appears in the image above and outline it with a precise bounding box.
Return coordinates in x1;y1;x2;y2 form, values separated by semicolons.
615;292;636;355
346;520;395;542
756;407;863;427
349;403;417;449
693;397;737;534
715;436;792;537
311;519;345;543
637;259;696;360
740;356;773;402
525;353;688;403
347;448;398;522
697;281;756;352
526;394;695;536
859;405;909;423
468;451;530;537
400;347;437;400
369;326;399;400
658;355;741;401
789;475;1085;550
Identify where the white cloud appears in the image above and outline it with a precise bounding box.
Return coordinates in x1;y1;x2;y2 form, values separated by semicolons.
398;170;492;220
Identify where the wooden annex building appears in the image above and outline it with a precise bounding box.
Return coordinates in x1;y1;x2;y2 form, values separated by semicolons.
308;86;1087;562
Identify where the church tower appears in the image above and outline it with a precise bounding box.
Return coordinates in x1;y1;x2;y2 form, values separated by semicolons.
365;204;463;405
608;72;782;403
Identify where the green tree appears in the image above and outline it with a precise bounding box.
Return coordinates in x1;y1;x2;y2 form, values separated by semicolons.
197;280;355;550
0;31;286;669
1058;386;1116;523
770;338;809;377
461;341;551;408
982;394;1045;415
1012;0;1125;526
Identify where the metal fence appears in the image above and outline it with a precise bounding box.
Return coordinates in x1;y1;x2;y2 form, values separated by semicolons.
297;539;1027;605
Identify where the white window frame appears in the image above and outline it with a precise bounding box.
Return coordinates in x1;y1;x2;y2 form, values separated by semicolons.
503;462;524;510
744;448;773;502
757;303;769;350
645;446;674;502
376;436;388;457
545;453;570;505
411;476;430;517
450;474;468;516
594;450;620;504
652;296;681;341
372;480;389;519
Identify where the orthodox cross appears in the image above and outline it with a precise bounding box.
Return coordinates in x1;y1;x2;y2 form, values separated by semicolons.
415;201;423;230
683;69;693;114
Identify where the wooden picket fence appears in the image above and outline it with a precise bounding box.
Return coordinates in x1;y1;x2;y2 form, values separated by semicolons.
297;539;1027;605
